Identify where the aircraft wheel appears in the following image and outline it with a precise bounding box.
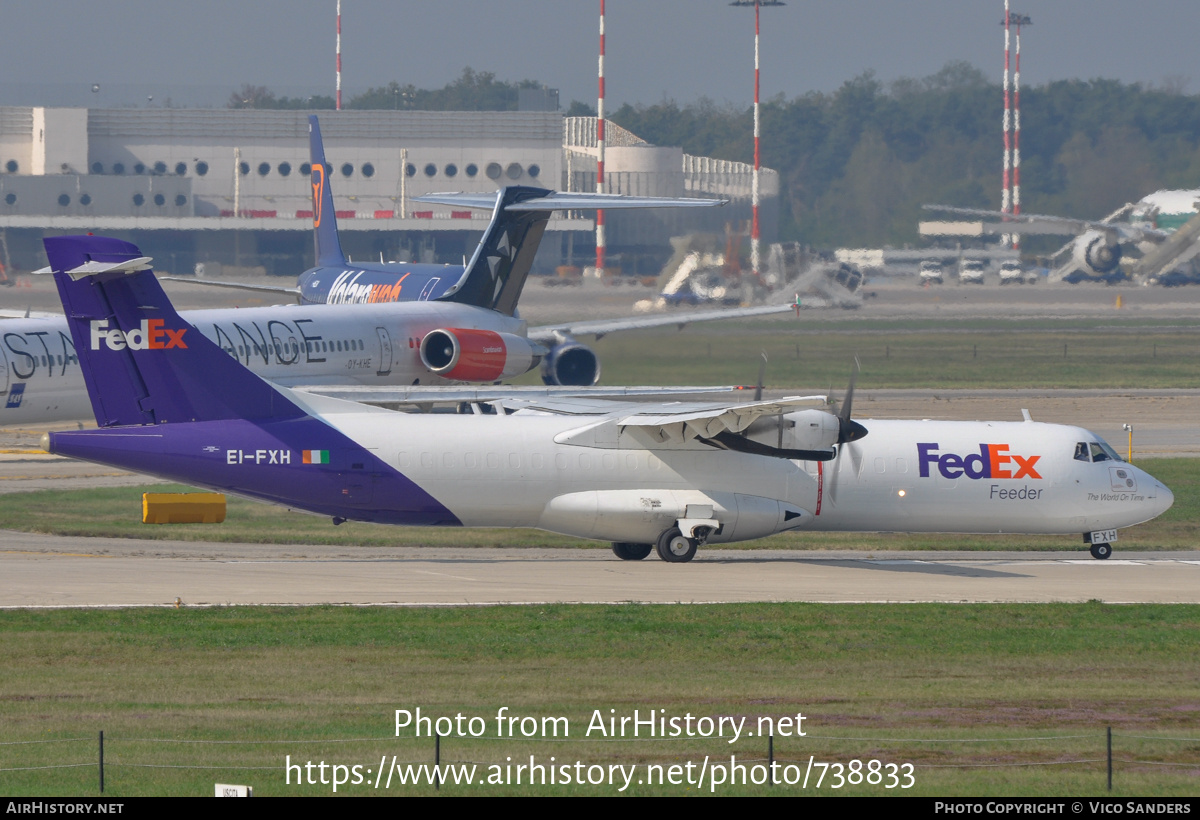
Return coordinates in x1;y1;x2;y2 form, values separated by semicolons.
612;542;652;561
656;528;697;563
1090;543;1112;560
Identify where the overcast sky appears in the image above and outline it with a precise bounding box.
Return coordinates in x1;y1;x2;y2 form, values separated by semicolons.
3;1;1199;109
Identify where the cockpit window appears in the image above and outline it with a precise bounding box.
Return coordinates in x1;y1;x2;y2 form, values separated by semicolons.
1075;439;1125;463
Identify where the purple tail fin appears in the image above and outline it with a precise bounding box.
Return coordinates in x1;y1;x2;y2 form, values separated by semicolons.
308;115;346;268
45;235;306;427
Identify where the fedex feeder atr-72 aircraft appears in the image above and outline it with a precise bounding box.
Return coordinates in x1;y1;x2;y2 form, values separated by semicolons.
42;236;1172;562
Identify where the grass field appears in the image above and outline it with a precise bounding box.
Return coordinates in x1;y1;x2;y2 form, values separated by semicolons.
507;319;1200;389
0;456;1194;551
1;604;1198;796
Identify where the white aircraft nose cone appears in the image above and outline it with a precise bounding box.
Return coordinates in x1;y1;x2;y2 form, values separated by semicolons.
1155;482;1174;516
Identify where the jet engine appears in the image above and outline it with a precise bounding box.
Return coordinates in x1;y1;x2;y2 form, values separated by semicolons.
540;340;601;386
420;328;541;382
1072;230;1123;276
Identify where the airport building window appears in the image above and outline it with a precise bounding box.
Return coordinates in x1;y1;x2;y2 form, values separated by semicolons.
444;163;457;178
465;163;478;177
257;162;270;177
132;193;144;206
4;193;14;205
341;162;354;178
57;194;70;207
112;162;125;175
134;163;146;174
153;161;167;175
485;162;502;180
424;163;437;177
91;162;104;174
405;163;416;177
153;193;165;206
505;163;523;180
528;164;540;178
300;163;311;176
361;163;374;178
278;162;291;177
80;194;92;206
239;162;249;176
195;161;208;176
4;160;16;173
175;162;187;176
175;194;187;207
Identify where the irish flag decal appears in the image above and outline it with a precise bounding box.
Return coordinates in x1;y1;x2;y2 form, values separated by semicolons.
303;450;330;464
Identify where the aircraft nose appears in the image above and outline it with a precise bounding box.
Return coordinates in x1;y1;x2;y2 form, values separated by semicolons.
1154;481;1174;517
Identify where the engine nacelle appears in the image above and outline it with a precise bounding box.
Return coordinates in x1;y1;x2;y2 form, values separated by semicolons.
742;408;842;452
540;341;600;386
1073;230;1123;276
420;328;540;382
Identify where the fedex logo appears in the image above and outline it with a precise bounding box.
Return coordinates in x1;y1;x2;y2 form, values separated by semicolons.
90;319;187;351
918;443;1042;480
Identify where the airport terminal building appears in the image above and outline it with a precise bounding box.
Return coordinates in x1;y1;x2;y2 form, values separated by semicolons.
0;107;777;278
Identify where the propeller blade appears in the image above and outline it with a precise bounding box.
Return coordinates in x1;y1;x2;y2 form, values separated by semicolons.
836;358;867;444
754;351;767;402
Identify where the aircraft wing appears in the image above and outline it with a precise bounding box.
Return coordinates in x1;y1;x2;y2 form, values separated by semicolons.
414;191;726;211
528;303;802;342
157;276;302;296
289;384;752;410
617;395;828;442
922;204;1168;242
0;308;63;320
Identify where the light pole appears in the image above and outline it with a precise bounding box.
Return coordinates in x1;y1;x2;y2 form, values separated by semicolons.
731;1;784;285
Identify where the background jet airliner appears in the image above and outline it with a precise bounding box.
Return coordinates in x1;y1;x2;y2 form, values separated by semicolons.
924;193;1200;285
2;236;780;424
43;236;1172;561
155;115;801;386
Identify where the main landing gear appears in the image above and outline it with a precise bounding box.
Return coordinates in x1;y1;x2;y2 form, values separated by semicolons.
1089;542;1112;560
613;525;714;563
611;542;653;561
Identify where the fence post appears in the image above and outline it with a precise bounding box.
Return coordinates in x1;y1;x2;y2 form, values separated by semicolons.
1107;726;1112;791
435;732;441;791
98;731;104;794
768;734;775;786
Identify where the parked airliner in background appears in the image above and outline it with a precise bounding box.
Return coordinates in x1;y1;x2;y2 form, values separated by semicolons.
924;191;1200;285
3;235;795;424
157;115;799;386
43;235;1172;561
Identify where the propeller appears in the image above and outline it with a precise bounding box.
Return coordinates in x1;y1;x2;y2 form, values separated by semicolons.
827;359;868;506
836;358;868;445
753;351;767;402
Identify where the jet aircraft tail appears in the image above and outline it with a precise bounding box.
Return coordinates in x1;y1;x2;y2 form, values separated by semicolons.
308;115;347;268
43;235;306;428
437;186;557;316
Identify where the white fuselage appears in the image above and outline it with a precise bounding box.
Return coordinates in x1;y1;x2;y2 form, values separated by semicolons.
303;402;1172;545
0;301;525;424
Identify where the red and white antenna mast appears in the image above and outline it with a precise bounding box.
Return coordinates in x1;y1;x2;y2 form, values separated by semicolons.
595;0;606;275
732;1;784;284
336;0;343;111
1010;13;1031;250
1001;0;1011;245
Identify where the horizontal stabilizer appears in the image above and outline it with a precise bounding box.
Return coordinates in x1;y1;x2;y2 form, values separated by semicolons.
415;191;726;211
